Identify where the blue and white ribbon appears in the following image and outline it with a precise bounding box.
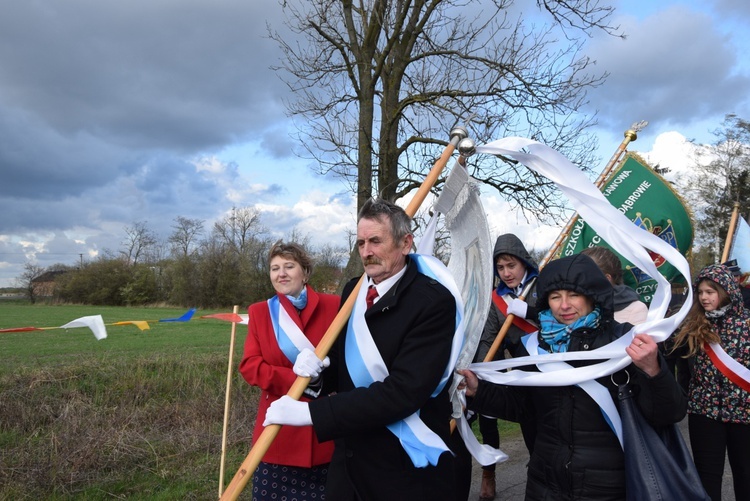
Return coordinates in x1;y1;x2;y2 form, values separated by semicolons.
468;138;692;383
344;253;465;467
522;333;624;448
411;253;466;396
267;295;315;365
456;137;693;463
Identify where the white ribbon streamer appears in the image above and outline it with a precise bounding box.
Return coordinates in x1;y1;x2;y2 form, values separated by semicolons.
467;138;693;385
61;315;107;340
523;333;623;448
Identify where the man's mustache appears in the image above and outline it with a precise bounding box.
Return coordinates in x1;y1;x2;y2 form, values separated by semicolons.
363;257;382;266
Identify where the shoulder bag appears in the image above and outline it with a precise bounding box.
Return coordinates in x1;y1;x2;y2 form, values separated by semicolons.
617;381;710;501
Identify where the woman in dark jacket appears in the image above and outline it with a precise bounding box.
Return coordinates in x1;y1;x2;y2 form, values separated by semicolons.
459;253;687;500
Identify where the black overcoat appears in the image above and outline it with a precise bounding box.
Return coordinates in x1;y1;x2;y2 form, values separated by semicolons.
309;256;457;501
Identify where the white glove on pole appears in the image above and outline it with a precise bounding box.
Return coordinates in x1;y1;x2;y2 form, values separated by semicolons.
293;348;330;378
506;298;528;318
263;395;313;427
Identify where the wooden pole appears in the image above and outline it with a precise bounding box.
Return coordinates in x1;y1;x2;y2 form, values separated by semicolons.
219;126;468;501
218;305;240;498
542;124;645;263
482;123;648;364
482;278;537;363
721;202;741;263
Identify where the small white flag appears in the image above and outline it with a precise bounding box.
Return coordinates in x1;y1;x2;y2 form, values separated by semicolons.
60;315;108;340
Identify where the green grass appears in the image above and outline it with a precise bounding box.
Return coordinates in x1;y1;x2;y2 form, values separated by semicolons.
0;303;521;500
0;303;258;500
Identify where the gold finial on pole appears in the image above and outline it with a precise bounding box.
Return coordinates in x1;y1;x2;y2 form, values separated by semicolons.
593;120;648;189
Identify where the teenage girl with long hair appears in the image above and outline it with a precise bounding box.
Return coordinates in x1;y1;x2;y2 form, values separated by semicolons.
671;264;750;500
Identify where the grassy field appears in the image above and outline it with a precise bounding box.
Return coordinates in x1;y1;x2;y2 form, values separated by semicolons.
0;302;520;500
0;303;258;500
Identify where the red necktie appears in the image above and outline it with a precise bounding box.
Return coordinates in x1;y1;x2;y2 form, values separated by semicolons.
366;285;379;308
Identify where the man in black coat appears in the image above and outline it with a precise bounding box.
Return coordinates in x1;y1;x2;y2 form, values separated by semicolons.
264;198;458;501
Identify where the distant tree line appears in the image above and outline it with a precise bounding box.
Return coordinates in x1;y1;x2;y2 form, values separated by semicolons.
16;115;750;305
20;208;348;308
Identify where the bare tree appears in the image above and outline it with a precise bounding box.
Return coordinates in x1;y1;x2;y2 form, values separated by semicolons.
16;262;45;304
681;114;750;256
168;216;205;258
212;207;267;255
270;0;621;218
120;221;157;265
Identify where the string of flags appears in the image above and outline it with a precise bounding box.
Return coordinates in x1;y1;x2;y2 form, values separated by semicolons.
0;307;248;341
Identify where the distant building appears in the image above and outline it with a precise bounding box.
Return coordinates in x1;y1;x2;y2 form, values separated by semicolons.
31;270;68;297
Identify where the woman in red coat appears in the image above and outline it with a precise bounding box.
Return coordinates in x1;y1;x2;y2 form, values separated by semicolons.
239;241;339;500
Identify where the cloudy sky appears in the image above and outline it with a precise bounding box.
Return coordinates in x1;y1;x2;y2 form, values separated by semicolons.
1;0;749;287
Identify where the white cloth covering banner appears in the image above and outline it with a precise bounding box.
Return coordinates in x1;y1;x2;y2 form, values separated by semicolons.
418;161;506;466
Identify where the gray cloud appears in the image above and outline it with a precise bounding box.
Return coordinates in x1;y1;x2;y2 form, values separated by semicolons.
0;1;288;146
713;0;750;17
0;1;312;285
585;5;750;134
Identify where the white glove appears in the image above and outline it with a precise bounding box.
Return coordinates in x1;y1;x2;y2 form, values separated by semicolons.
507;298;528;318
263;395;313;427
293;348;330;378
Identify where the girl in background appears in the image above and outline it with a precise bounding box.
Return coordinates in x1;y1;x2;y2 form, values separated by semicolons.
671;264;750;500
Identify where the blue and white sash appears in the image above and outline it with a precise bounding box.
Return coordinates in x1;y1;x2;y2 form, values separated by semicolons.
344;254;465;467
267;295;315;364
522;334;623;448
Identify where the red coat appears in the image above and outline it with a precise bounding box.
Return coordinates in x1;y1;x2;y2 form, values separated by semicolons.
239;287;339;467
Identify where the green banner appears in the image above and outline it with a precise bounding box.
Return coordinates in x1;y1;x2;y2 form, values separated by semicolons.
559;153;693;304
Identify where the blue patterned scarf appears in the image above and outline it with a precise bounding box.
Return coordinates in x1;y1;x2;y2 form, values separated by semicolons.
285;285;308;310
538;307;601;353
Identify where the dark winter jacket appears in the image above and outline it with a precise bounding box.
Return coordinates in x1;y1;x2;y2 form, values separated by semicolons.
687;264;750;424
310;257;457;500
470;253;687;500
612;284;640;311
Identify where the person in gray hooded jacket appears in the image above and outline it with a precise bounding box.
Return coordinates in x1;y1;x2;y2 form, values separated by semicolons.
473;233;539;501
